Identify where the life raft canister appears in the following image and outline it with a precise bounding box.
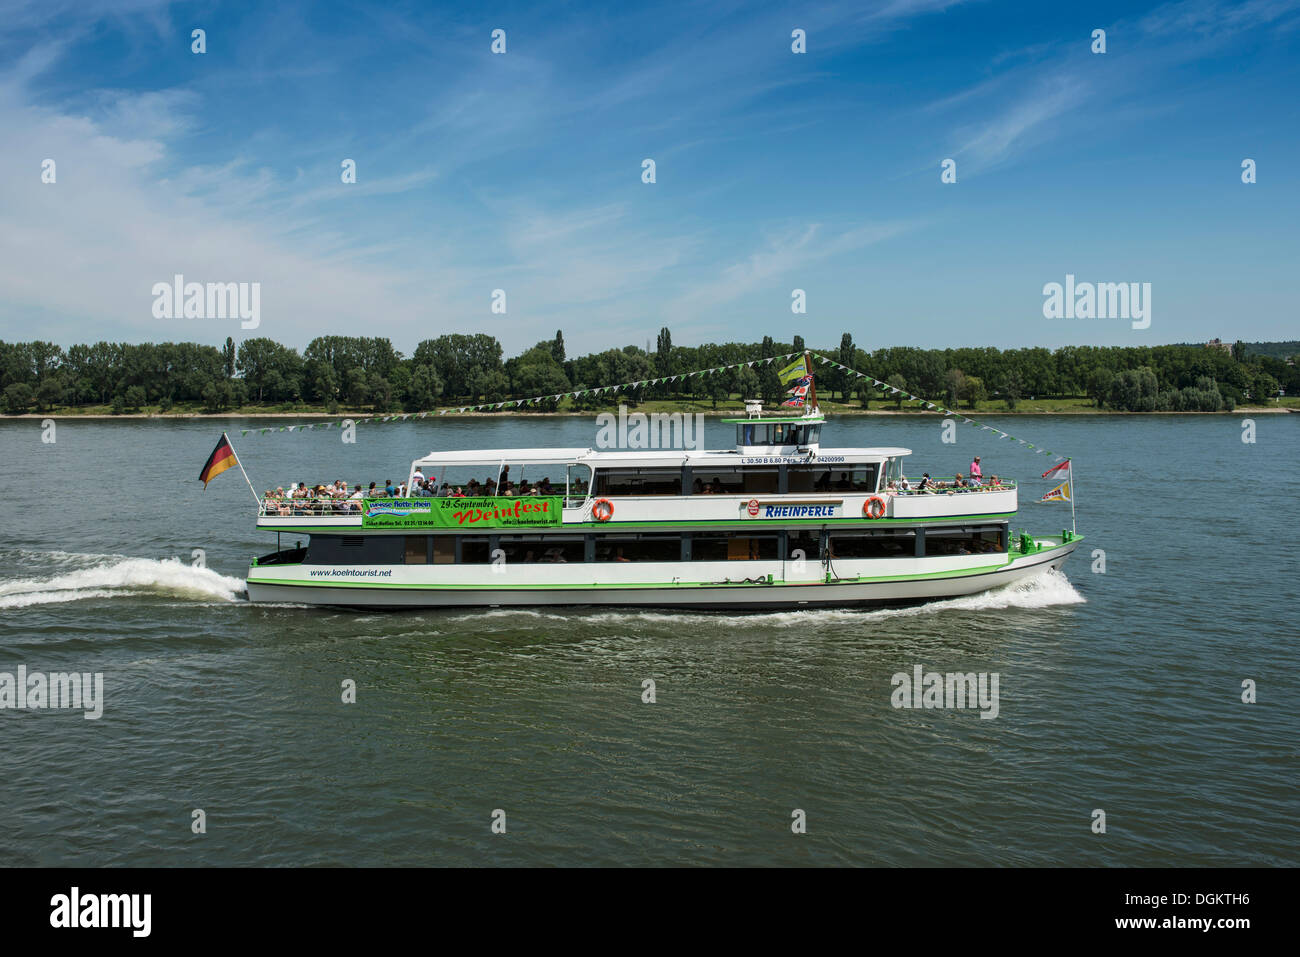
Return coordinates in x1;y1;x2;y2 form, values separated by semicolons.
592;498;615;522
862;496;887;519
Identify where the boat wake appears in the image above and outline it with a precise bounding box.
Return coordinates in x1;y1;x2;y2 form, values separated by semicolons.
0;555;247;609
446;568;1086;628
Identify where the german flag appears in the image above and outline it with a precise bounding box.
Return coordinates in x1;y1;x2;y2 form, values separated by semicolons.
199;433;239;488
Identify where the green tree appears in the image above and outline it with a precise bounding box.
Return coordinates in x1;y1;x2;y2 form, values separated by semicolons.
960;375;986;410
886;373;907;410
3;382;33;413
837;332;855;400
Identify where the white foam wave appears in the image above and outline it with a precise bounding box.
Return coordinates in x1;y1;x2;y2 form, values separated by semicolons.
442;568;1084;628
0;557;246;609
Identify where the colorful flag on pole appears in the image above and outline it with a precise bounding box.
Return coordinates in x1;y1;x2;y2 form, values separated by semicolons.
199;433;239;488
777;357;809;385
1040;480;1070;502
1042;460;1070;479
781;394;807;408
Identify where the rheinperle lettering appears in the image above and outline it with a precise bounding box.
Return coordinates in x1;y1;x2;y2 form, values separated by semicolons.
762;505;836;518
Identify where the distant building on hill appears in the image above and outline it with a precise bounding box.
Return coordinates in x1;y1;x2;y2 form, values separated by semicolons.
1205;338;1232;351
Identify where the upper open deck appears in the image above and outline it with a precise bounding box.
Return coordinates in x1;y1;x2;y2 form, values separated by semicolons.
254;406;1017;531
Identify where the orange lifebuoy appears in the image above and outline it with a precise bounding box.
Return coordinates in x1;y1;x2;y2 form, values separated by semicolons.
862;496;887;519
592;498;614;522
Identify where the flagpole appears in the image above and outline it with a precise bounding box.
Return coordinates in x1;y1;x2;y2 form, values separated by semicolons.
226;432;261;507
1069;457;1076;535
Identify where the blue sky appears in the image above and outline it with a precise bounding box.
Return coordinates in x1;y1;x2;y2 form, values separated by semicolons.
1;0;1297;357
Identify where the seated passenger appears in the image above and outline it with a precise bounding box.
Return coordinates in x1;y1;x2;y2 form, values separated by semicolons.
538;478;554;495
835;472;851;490
384;479;397;497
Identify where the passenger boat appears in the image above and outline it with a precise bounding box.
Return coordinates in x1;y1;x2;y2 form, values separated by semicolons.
244;399;1081;609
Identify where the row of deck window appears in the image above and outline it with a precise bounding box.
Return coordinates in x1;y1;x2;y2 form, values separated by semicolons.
306;527;1006;565
589;463;882;497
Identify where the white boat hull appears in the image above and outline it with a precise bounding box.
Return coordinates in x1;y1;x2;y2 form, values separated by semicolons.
244;539;1078;610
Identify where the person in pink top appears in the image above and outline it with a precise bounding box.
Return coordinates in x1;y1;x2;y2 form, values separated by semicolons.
969;456;983;485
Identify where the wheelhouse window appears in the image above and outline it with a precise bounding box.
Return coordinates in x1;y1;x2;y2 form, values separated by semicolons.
735;422;821;446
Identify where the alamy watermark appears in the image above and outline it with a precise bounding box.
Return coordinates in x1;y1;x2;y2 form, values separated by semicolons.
151;274;260;329
50;887;150;937
1042;274;1150;330
1;665;104;719
595;403;704;450
891;664;999;719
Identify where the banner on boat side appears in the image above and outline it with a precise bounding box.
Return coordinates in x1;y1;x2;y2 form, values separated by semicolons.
361;497;563;529
742;499;842;520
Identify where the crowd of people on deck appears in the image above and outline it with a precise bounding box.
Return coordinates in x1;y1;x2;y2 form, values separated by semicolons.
887;457;1009;495
260;456;1008;514
260;465;563;515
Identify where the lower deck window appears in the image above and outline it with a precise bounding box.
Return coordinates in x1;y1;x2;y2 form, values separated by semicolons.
786;531;821;561
924;529;1004;556
460;538;491;563
829;532;914;559
498;535;585;564
594;535;681;562
692;535;779;561
404;536;427;564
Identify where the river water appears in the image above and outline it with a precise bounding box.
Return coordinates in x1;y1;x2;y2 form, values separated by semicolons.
0;413;1295;865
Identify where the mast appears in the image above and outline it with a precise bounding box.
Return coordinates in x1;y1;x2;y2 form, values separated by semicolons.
804;350;817;412
1069;457;1076;535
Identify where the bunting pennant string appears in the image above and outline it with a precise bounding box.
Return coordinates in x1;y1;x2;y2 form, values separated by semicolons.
807;353;1068;463
239;352;805;437
236;347;1068;465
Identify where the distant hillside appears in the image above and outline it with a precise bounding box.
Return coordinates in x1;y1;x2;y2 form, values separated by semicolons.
1241;341;1300;360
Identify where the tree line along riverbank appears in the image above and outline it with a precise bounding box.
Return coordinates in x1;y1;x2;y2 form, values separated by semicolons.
2;331;1296;417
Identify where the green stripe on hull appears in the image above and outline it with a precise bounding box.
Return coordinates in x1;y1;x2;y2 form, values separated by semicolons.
247;540;1078;590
